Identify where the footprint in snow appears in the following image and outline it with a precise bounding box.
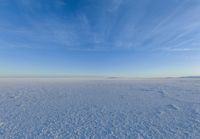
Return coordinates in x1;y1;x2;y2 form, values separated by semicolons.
158;90;167;97
0;120;4;135
167;104;179;111
193;107;200;115
9;94;20;99
156;110;165;117
119;95;125;99
16;103;22;107
136;133;144;139
0;122;4;128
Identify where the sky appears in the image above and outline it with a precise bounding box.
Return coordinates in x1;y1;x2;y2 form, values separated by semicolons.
0;0;200;77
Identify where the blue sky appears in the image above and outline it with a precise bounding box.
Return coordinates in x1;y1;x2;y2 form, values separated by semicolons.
0;0;200;77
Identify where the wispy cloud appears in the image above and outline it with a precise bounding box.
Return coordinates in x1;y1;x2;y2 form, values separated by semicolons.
1;0;200;52
161;47;200;52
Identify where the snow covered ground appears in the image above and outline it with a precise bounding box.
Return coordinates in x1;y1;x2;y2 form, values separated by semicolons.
0;78;199;139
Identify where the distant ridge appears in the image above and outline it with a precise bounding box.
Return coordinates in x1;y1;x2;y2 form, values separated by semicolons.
0;75;123;79
181;76;200;78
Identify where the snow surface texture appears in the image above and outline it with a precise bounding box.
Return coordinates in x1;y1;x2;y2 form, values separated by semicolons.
0;78;200;139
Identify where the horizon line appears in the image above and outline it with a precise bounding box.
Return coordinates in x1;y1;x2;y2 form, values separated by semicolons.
0;74;199;79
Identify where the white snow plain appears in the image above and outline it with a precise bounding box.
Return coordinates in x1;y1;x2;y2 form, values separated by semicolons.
0;77;200;139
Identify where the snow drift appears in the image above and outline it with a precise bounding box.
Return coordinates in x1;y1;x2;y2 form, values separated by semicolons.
0;78;199;139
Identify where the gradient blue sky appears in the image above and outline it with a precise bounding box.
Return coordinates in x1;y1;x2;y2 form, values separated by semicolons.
0;0;200;77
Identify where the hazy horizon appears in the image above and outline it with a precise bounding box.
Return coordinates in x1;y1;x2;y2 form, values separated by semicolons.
0;74;200;79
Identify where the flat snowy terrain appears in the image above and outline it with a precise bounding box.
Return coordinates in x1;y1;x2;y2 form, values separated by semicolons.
0;78;200;139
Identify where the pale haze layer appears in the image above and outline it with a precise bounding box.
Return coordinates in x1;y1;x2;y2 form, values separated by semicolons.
0;0;200;77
